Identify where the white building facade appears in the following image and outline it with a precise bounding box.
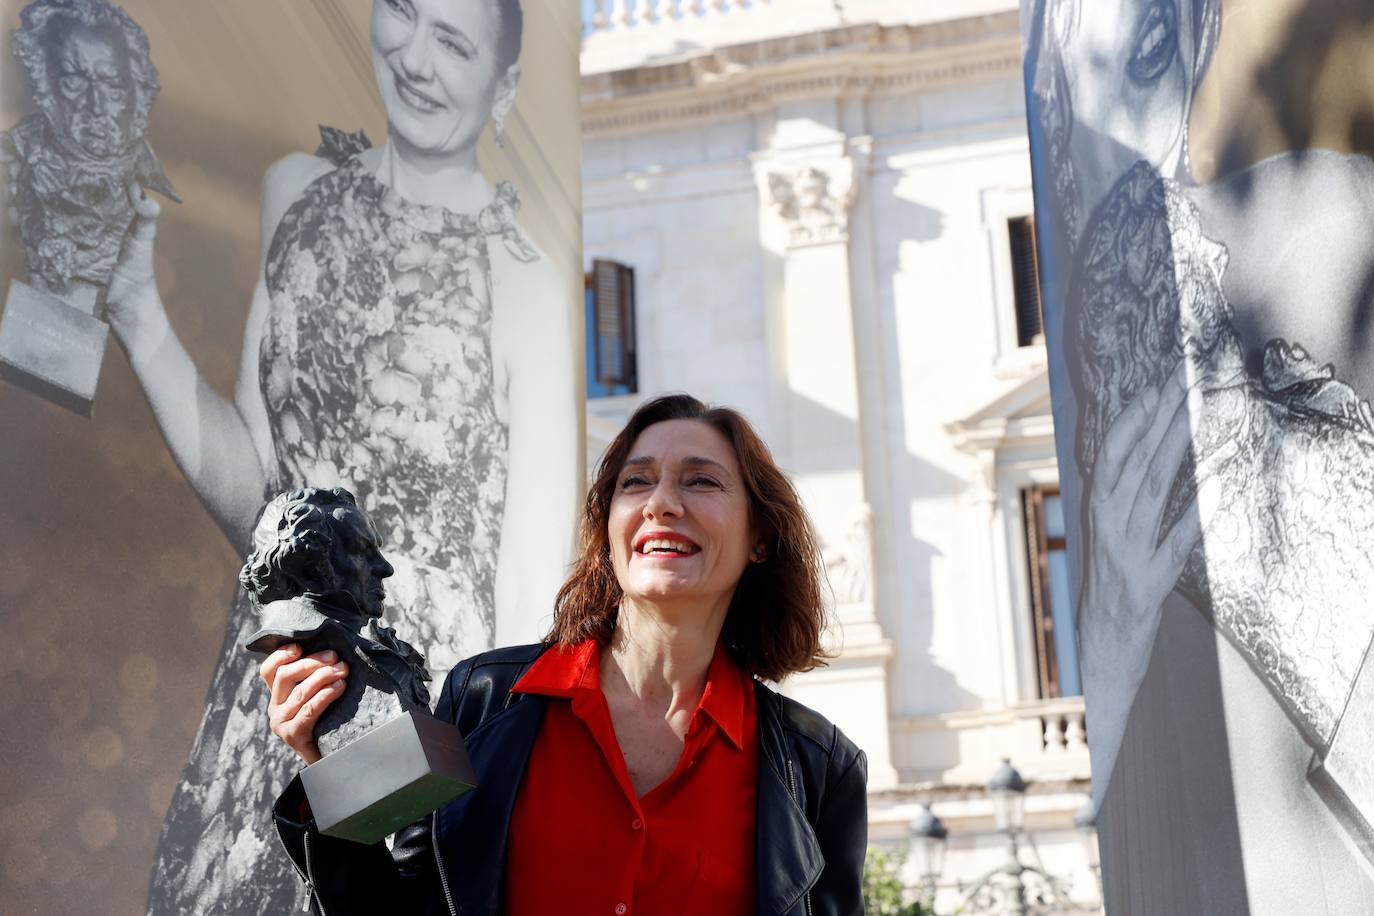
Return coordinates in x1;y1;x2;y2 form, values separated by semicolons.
580;2;1098;911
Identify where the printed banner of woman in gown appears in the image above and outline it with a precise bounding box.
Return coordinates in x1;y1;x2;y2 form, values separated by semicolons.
0;1;581;913
1023;0;1374;897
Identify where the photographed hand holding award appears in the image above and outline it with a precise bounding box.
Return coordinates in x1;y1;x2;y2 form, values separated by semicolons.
244;486;476;844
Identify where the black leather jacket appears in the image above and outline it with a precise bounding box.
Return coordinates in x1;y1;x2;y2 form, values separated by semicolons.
274;643;868;915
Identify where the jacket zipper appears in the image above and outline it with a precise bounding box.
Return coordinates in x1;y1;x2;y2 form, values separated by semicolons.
276;821;321;915
428;665;530;916
301;831;328;916
433;816;459;915
784;758;814;916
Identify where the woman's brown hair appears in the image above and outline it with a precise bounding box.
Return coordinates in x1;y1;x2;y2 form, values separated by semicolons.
549;393;828;681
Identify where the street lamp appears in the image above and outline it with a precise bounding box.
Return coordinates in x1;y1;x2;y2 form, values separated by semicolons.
909;802;948;891
987;758;1028;834
957;759;1070;915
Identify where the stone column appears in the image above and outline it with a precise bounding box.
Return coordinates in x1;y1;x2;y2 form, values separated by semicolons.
753;148;899;790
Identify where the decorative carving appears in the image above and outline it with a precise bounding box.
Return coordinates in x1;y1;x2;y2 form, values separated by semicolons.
823;505;874;607
766;164;856;247
961;861;1091;915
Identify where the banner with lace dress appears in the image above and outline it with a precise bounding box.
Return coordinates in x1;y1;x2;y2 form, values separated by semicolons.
1021;0;1374;910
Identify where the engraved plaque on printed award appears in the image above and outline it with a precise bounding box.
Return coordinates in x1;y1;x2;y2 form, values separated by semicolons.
0;280;108;416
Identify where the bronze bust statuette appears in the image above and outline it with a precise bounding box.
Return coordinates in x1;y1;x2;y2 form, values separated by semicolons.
241;486;476;844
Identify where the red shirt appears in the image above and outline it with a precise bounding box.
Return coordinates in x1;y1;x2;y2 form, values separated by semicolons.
505;639;759;916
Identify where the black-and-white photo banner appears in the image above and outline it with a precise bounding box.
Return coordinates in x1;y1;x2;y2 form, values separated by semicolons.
0;1;583;913
1022;0;1374;910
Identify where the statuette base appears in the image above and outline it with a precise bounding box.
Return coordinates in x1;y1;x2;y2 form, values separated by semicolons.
301;709;477;845
0;279;107;417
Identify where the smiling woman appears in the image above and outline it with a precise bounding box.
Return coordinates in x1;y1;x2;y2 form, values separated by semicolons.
554;395;829;683
371;0;523;170
263;394;869;916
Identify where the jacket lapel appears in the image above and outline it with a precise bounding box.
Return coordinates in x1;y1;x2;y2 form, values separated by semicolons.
434;696;546;916
755;684;825;916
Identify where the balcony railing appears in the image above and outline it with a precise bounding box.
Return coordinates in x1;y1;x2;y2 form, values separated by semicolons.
584;0;770;33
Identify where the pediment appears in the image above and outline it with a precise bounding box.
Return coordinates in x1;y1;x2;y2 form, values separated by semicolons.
944;369;1055;455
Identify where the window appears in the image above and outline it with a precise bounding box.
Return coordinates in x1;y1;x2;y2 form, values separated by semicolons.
1008;215;1043;348
1023;485;1080;698
585;259;637;398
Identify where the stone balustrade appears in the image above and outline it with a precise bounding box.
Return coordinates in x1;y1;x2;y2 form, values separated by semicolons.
585;0;766;32
1031;696;1089;756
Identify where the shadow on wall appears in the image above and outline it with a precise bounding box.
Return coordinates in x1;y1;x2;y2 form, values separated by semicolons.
888;195;946;245
781;386;979;753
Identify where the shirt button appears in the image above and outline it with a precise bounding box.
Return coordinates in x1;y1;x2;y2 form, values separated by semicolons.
615;904;628;915
630;818;643;830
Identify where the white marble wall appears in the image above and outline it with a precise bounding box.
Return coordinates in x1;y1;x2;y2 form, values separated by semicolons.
581;1;1097;906
582;35;1043;729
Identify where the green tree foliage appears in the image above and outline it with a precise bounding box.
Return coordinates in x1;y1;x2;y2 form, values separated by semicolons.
862;847;936;916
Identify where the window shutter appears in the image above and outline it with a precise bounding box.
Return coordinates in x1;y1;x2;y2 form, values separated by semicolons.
591;259;637;390
1008;216;1044;347
1024;486;1060;698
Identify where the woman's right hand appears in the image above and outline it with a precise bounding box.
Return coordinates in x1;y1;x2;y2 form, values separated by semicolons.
259;644;349;765
1080;358;1231;664
1078;357;1234;808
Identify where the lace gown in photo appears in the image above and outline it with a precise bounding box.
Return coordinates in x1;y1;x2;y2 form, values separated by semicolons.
146;129;538;915
1072;161;1374;751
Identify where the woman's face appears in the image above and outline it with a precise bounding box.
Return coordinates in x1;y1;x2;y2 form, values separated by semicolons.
370;0;513;158
608;420;757;617
1062;0;1197;209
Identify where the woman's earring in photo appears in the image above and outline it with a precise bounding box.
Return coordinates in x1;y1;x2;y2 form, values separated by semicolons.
491;65;519;152
1181;121;1192;178
750;543;767;564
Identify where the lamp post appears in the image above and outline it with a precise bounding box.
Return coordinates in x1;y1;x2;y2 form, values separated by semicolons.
987;758;1028;834
986;759;1029;916
909;759;1093;915
952;758;1091;915
909;802;948;908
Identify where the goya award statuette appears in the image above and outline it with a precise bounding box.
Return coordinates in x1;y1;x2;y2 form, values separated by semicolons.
0;0;179;416
241;487;477;845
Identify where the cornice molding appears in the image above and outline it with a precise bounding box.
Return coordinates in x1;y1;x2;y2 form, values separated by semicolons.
580;15;1023;138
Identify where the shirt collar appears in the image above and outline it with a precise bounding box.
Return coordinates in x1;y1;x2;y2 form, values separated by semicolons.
512;639;600;698
512;639;750;751
697;640;749;751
